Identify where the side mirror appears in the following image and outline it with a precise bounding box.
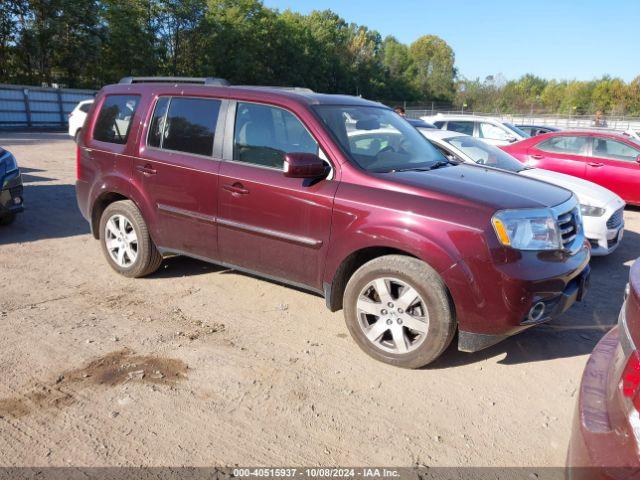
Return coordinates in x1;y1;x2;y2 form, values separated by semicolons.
507;136;518;143
283;152;328;179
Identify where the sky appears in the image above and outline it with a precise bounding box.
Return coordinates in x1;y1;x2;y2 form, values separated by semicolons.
262;0;640;82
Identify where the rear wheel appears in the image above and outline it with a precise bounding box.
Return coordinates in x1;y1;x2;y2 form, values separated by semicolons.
343;255;455;368
74;129;81;143
99;200;162;278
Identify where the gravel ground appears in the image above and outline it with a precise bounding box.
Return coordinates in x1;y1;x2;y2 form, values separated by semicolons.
0;131;638;467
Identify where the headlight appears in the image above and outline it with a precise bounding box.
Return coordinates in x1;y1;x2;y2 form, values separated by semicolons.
491;208;561;250
580;204;605;217
1;152;18;173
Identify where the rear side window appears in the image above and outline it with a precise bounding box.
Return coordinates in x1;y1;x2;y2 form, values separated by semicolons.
538;136;588;155
433;121;445;128
79;102;92;113
159;97;221;156
446;121;474;136
478;122;511;141
233;102;318;169
592;138;640;162
93;95;139;144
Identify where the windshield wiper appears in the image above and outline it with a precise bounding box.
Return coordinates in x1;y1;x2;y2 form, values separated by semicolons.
392;161;451;173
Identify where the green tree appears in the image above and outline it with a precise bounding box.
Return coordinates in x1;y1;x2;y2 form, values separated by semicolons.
407;35;455;101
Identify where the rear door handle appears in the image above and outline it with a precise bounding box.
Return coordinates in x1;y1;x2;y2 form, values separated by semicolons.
223;182;250;195
136;164;157;175
587;162;604;168
530;154;544;159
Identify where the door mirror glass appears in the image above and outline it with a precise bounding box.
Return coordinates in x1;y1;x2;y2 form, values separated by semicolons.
283;152;328;179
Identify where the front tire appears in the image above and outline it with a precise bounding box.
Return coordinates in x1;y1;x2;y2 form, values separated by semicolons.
343;255;456;369
99;200;162;278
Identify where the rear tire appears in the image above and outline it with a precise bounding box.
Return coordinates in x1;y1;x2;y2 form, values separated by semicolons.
0;213;15;226
74;129;81;143
99;200;162;278
343;255;455;369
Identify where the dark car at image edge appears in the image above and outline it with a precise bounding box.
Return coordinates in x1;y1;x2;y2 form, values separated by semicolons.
0;147;24;225
75;76;591;368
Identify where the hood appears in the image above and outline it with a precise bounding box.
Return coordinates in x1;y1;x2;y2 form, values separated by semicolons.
376;164;572;211
520;168;624;209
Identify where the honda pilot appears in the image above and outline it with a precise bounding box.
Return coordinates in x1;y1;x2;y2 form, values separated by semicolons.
75;77;591;368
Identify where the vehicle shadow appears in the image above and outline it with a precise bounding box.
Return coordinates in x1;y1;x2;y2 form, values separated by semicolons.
430;228;639;368
0;182;89;245
19;166;56;184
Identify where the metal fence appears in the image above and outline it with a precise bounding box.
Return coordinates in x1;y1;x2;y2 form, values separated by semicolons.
0;84;96;130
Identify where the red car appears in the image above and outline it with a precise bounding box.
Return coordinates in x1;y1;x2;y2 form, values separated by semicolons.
75;77;590;368
567;258;640;478
502;131;640;206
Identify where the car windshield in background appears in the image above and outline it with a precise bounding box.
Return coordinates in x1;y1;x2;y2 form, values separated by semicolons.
445;136;526;173
313;105;447;173
504;122;529;138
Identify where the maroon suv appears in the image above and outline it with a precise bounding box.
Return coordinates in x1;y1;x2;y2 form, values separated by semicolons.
75;77;591;368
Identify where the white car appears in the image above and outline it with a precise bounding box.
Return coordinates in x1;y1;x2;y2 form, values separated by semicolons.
622;129;640;141
419;129;626;256
68;99;93;142
421;114;529;146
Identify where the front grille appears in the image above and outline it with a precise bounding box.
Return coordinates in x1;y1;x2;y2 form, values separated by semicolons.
557;208;580;248
607;208;624;229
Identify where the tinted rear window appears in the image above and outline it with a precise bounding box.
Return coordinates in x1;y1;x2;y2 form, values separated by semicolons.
160;97;221;156
93;95;139;144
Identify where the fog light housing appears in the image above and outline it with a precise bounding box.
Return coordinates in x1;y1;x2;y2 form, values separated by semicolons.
13;196;22;205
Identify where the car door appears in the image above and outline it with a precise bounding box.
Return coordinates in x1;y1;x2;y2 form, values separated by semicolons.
217;101;338;290
526;134;590;179
133;96;225;260
587;136;640;204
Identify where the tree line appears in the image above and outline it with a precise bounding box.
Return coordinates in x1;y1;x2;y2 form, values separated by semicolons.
456;74;640;116
0;0;455;102
1;0;638;116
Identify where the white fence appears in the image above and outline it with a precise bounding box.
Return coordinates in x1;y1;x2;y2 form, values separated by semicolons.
406;109;640;132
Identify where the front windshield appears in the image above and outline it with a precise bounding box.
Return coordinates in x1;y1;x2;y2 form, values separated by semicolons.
445;136;526;173
504;122;529;138
313;105;448;173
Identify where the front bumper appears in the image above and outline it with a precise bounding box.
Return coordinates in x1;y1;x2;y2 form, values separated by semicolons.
458;263;591;352
584;206;625;256
443;236;591;352
0;170;24;217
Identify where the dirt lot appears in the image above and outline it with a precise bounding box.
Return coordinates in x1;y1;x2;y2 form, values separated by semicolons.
0;131;638;468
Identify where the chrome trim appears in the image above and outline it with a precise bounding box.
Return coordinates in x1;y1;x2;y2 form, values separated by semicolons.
550;195;584;255
157;203;216;225
217;218;323;248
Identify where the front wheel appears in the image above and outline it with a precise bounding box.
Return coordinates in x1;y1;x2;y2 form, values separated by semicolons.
343;255;456;369
99;200;163;278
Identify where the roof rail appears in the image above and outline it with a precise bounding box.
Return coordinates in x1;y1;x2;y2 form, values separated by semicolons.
240;85;315;94
119;76;230;86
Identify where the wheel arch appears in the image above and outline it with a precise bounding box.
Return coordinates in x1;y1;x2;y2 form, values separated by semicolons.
324;245;456;313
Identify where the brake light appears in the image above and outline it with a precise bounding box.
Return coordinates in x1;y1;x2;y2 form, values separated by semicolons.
76;145;81;180
622;350;640;411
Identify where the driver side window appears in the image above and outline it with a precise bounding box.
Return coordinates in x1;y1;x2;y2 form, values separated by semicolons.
233;102;319;169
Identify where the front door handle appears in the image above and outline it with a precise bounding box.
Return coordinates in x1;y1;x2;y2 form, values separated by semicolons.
530;154;544;159
136;164;157;175
587;162;604;168
223;182;250;195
